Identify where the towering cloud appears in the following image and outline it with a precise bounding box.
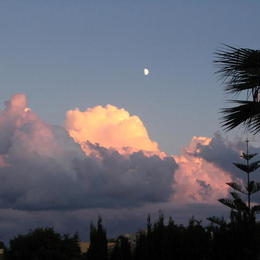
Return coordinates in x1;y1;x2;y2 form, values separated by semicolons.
0;94;176;210
65;105;159;153
0;93;249;242
173;137;232;204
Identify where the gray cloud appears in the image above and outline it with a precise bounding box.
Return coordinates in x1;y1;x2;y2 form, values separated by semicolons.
190;133;260;202
0;94;177;210
0;94;240;243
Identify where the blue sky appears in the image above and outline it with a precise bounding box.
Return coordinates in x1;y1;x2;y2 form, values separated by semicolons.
0;1;260;153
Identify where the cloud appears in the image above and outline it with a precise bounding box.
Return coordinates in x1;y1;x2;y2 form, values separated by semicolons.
0;94;177;210
187;133;260;203
65;104;159;153
64;105;233;205
0;94;248;242
172;136;232;204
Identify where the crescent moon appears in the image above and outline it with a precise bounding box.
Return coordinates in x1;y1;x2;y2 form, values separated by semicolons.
144;68;150;76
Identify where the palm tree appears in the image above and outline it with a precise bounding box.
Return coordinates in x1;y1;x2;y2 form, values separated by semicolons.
215;45;260;133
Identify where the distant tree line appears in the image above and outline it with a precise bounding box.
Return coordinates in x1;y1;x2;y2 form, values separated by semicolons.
0;212;259;260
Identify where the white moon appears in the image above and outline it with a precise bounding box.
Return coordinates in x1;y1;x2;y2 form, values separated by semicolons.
144;68;150;76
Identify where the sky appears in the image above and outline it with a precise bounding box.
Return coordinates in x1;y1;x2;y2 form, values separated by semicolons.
0;1;260;242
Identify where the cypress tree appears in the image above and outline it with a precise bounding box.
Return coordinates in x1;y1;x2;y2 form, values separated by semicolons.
87;217;107;260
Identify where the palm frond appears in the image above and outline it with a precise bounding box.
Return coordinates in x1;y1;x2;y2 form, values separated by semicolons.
221;100;260;133
215;45;260;96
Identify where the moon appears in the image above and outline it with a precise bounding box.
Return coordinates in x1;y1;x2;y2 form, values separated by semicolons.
144;68;150;76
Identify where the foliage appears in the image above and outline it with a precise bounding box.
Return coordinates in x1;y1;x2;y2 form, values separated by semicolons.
218;142;260;218
207;141;260;259
215;45;260;132
85;217;107;260
7;227;81;260
134;214;211;260
110;236;132;260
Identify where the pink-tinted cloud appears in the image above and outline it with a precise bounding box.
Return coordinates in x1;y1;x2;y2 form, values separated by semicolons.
65;105;159;154
173;137;232;204
0;94;251;242
0;94;176;210
65;104;233;205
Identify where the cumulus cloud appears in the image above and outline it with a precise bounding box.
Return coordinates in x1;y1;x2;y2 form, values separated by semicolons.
0;94;249;242
65;105;159;153
188;133;260;203
172;136;232;204
64;105;234;205
0;94;176;210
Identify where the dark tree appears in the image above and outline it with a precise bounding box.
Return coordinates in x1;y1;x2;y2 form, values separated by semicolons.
215;45;260;133
110;236;132;260
134;214;210;260
87;217;107;260
7;227;81;260
208;141;260;259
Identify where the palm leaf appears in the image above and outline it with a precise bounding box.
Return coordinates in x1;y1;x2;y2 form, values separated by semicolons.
215;45;260;97
221;100;260;133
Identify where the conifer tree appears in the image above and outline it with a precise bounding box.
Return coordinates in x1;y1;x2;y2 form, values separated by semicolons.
216;140;260;221
87;217;107;260
208;140;260;259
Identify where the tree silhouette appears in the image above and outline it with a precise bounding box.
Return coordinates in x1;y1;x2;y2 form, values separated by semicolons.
87;217;107;260
110;236;132;260
208;140;260;259
215;140;260;221
215;45;260;133
7;227;80;260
